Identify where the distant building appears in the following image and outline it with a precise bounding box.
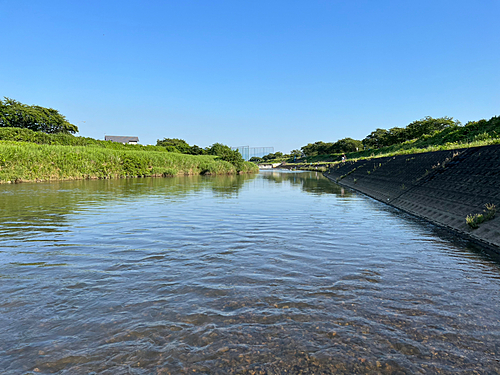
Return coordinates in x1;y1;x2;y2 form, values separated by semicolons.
105;136;139;145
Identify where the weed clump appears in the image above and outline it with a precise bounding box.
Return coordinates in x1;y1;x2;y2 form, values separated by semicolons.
466;203;496;229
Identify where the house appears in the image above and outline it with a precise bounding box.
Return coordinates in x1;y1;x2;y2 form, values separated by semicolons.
105;136;139;145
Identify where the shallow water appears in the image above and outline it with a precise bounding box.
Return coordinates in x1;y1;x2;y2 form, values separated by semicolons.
0;171;499;374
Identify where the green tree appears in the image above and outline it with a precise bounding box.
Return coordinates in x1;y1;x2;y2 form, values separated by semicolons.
156;138;205;155
206;143;245;171
189;145;205;155
156;138;192;153
301;141;334;156
262;152;275;161
363;128;390;149
332;138;363;153
0;97;78;134
405;116;459;140
386;127;407;145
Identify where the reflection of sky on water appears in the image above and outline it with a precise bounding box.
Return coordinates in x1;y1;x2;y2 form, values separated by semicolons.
0;174;258;239
260;170;354;197
1;171;499;374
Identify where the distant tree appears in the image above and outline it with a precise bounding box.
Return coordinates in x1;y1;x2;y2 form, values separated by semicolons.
206;143;245;170
386;127;407;145
156;138;206;155
405;116;459;140
290;149;302;158
262;153;275;161
363;128;390;149
188;145;205;155
332;138;363;153
156;138;192;153
249;156;262;163
0;97;78;134
261;151;285;161
301;141;334;156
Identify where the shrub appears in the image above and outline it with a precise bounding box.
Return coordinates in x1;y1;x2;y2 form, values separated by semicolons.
466;204;496;229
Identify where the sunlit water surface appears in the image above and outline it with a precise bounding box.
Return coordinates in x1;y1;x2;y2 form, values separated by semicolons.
0;171;499;374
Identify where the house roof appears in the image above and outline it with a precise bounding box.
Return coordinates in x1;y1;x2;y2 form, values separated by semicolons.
105;136;139;143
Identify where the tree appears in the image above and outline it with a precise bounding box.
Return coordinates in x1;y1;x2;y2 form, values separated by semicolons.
262;153;276;161
363;128;390;149
332;138;363;153
386;127;407;145
290;149;302;158
0;97;78;134
189;145;205;155
156;138;192;153
301;141;334;156
156;138;205;155
405;116;459;140
206;143;245;171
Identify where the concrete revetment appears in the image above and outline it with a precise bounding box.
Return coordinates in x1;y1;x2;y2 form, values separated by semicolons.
324;145;500;253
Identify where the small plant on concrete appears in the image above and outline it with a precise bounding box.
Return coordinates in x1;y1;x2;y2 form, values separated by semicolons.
484;203;497;220
466;203;496;229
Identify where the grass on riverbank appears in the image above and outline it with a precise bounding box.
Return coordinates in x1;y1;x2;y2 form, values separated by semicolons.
0;126;174;152
0;141;258;183
282;136;500;169
279;115;500;166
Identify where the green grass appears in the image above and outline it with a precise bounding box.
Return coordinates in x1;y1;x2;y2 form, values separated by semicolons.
0;126;173;152
284;116;500;165
0;141;258;183
279;136;500;169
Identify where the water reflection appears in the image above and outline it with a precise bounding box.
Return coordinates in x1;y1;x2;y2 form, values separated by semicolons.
209;173;254;198
1;171;499;374
260;170;353;197
0;174;257;239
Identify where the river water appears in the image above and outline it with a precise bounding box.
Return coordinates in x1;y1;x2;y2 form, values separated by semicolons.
0;171;499;374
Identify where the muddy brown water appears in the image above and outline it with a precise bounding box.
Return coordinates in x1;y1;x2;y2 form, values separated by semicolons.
0;171;499;374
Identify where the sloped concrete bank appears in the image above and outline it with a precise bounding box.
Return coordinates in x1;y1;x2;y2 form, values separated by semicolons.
324;145;500;253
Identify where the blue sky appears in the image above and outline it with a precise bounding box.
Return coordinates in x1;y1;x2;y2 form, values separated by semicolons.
1;0;499;153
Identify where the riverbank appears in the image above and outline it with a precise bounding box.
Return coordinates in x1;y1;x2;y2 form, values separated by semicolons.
324;144;500;252
0;141;258;183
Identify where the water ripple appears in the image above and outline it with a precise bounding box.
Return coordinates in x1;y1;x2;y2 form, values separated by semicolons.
0;173;499;374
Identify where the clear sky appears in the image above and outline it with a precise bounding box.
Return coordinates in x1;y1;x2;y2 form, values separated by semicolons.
1;0;499;153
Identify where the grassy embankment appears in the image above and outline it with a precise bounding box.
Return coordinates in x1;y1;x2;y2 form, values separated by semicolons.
284;115;500;168
0;129;258;183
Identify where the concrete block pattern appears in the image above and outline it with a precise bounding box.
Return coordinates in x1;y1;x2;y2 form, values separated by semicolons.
325;145;500;251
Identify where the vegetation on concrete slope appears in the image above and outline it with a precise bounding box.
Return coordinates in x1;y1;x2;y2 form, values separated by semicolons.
466;204;496;229
0;141;258;183
260;115;499;165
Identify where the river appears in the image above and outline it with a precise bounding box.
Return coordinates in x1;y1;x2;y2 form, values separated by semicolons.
0;171;499;374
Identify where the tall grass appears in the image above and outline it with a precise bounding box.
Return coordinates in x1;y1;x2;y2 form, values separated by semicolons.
0;141;258;183
0;127;172;152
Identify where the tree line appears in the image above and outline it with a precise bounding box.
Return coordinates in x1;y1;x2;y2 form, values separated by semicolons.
0;97;248;171
156;138;245;170
299;116;460;157
4;97;493;165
